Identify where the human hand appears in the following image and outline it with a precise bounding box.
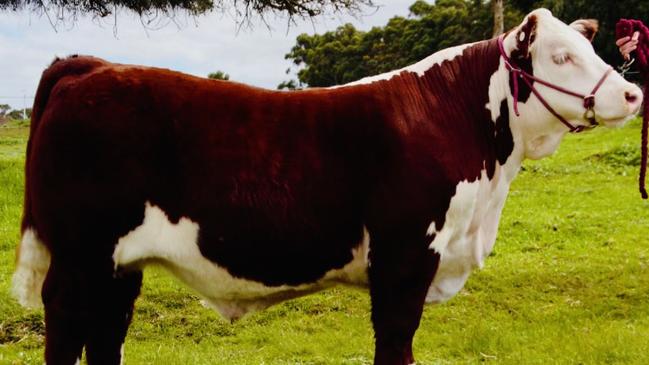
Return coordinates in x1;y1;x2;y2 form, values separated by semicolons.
616;31;640;61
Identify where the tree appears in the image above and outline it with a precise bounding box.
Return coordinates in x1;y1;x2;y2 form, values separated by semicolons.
277;79;301;90
283;23;366;87
0;0;375;23
0;104;9;124
7;109;23;120
7;108;32;120
207;71;230;80
284;0;649;88
493;0;504;36
0;104;10;117
283;0;523;87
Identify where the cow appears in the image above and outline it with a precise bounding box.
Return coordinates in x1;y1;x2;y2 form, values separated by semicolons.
11;8;642;365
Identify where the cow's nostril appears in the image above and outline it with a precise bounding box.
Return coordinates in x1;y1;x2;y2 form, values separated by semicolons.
625;91;639;104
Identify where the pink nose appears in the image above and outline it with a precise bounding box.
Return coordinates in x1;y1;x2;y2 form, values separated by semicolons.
625;91;640;105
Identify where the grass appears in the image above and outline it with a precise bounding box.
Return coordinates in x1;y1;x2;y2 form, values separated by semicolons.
1;119;649;364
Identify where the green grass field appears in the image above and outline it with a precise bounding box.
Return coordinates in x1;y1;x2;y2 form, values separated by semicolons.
1;118;648;364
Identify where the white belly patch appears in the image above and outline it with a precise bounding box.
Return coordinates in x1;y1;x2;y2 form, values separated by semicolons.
112;202;369;321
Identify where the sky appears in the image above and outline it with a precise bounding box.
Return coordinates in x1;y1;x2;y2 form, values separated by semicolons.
0;1;415;110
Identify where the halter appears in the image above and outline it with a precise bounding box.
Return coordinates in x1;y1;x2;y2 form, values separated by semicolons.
497;34;614;133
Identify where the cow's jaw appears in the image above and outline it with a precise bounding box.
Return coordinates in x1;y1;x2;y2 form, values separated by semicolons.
512;97;569;160
524;132;565;160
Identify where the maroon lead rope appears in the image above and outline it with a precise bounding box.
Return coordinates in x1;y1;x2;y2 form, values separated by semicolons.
617;19;649;199
497;35;613;134
641;85;648;199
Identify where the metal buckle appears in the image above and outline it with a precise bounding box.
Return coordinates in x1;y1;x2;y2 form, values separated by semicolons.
582;107;599;132
571;118;598;134
618;58;635;77
583;108;596;121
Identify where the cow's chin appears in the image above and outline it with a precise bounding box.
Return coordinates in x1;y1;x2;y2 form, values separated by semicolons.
597;105;642;128
599;115;635;128
564;114;633;132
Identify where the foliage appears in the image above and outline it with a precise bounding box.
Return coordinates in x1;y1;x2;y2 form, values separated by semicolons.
277;79;301;90
6;108;32;120
1;119;649;363
283;0;649;87
207;70;230;80
0;106;32;125
0;104;10;125
0;0;375;23
282;0;524;87
511;0;649;67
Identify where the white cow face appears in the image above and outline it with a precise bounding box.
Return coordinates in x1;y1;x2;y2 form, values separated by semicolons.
509;9;642;130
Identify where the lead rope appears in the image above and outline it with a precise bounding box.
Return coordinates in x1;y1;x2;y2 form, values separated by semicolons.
641;85;648;199
616;19;649;199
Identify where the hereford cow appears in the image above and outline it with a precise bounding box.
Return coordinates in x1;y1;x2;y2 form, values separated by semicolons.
12;8;642;365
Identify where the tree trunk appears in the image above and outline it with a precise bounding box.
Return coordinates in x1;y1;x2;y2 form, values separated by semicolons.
492;0;504;37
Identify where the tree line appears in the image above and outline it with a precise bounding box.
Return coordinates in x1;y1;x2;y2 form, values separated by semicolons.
278;0;649;89
0;104;31;124
4;0;648;92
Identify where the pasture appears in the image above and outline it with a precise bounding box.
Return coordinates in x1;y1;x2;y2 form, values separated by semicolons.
1;118;648;364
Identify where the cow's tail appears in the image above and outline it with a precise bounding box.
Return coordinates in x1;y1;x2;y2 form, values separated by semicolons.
12;55;105;309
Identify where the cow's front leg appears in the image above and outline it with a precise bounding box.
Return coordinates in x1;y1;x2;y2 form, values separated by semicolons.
368;233;440;365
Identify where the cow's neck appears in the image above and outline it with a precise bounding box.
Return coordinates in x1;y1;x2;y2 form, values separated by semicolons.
379;37;524;182
349;36;571;181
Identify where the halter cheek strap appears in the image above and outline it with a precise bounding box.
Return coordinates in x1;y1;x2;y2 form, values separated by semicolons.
497;35;613;133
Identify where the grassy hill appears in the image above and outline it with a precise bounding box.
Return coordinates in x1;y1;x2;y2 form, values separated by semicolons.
1;119;648;364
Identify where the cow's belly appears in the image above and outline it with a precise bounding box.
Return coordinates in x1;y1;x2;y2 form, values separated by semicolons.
426;167;511;303
112;203;369;321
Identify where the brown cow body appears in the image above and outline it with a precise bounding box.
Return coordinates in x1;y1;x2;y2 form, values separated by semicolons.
12;9;642;365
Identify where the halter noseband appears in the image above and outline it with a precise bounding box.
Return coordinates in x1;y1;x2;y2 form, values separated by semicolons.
497;34;614;133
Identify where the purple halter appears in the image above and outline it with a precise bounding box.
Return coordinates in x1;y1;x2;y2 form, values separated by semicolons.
497;34;613;133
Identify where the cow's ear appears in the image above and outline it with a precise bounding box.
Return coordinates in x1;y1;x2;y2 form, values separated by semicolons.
515;14;538;59
570;19;599;42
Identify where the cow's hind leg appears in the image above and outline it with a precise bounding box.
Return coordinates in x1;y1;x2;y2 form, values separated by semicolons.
42;259;87;365
43;256;142;365
369;232;440;365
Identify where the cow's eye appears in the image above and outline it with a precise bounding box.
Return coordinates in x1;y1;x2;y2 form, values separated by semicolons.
552;53;571;65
